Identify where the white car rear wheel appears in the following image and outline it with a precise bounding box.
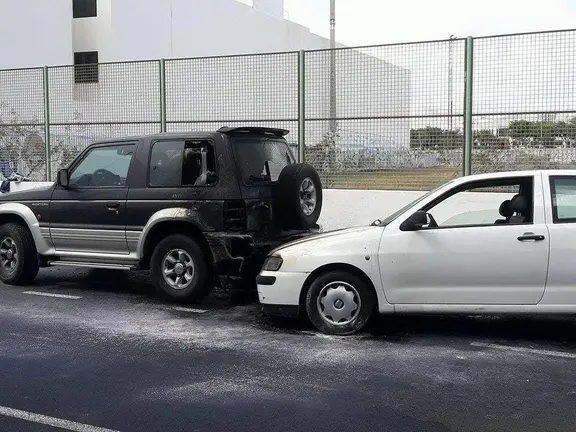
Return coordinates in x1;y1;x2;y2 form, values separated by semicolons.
305;270;375;335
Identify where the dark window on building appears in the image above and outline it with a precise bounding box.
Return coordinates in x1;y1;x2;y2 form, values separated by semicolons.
74;51;99;84
73;0;97;18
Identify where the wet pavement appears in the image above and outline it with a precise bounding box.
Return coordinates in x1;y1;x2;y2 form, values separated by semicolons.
1;267;576;431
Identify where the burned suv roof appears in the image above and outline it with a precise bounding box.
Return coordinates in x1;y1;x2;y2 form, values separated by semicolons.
217;126;289;137
88;127;290;146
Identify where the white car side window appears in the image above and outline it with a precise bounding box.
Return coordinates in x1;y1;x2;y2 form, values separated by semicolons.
426;180;531;228
430;190;516;226
551;176;576;221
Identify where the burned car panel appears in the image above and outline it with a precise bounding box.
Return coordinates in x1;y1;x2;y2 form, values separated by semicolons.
134;207;221;256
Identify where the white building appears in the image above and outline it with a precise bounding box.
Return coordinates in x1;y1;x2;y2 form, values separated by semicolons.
0;0;410;179
0;0;73;69
0;0;342;70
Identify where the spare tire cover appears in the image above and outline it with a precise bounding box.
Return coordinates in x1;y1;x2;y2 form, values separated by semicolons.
275;163;323;230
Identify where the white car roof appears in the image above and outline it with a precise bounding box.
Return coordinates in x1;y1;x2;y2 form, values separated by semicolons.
452;169;576;185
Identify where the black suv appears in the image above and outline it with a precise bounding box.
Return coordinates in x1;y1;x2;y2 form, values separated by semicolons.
0;127;322;302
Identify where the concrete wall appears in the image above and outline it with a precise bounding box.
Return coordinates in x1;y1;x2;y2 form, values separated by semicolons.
318;189;512;232
106;0;339;62
0;0;73;69
304;48;411;150
72;0;112;58
253;0;284;19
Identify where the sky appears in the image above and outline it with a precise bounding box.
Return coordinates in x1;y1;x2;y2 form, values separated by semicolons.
240;0;576;46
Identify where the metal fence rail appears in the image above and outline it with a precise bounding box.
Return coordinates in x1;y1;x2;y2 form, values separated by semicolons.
0;29;574;189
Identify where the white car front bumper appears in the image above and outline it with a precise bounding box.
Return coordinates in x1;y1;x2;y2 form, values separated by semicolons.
257;270;310;318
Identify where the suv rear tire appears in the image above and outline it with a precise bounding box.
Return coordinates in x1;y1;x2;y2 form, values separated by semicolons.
276;163;323;230
150;234;212;303
0;223;40;286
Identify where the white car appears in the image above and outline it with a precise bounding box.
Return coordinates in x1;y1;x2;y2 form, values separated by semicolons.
256;169;576;335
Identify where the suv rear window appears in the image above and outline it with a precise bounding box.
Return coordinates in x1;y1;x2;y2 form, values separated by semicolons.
232;137;295;185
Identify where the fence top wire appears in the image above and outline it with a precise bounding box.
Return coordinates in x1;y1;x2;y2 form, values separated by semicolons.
45;58;161;69
164;50;299;63
473;27;576;40
0;66;45;73
305;37;468;54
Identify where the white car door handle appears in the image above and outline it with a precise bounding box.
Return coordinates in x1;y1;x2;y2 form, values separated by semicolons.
517;233;545;241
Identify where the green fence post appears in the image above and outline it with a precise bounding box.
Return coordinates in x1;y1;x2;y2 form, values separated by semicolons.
298;50;306;163
463;36;474;176
43;66;51;181
160;58;167;133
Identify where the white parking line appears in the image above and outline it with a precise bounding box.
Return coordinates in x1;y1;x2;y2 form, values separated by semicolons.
471;342;576;359
22;291;82;300
171;306;208;314
0;405;120;432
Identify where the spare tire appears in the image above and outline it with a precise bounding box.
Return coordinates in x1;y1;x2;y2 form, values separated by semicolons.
275;163;323;230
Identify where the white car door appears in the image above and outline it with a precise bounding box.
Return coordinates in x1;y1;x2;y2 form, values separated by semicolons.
540;173;576;305
379;174;549;305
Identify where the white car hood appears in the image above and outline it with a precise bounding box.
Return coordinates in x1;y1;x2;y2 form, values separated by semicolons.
273;225;382;255
271;225;385;273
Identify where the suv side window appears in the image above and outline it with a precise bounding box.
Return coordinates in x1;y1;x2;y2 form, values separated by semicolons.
550;176;576;223
149;140;217;187
69;143;135;188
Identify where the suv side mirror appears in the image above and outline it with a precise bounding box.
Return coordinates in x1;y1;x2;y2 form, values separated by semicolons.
57;169;70;188
400;210;429;231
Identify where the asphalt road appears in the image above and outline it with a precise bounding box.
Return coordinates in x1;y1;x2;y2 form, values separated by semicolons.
1;268;576;432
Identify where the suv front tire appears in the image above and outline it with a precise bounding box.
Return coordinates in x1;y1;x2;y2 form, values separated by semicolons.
0;222;40;286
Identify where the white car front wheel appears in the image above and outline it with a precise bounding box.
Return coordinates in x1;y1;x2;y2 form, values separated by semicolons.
305;270;375;335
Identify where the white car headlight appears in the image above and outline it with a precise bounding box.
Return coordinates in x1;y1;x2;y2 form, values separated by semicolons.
262;255;283;271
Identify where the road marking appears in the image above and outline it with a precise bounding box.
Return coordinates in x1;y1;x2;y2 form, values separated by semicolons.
471;342;576;359
0;405;121;432
171;306;208;314
22;291;82;300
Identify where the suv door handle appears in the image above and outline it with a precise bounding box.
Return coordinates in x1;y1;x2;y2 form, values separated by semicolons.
517;233;545;242
106;202;120;210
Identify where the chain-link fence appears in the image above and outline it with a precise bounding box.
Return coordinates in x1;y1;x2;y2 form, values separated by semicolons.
0;29;574;187
304;39;466;190
471;30;576;175
164;52;300;155
0;67;46;180
47;60;162;179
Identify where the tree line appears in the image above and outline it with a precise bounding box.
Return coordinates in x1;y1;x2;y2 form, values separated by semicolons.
410;118;576;149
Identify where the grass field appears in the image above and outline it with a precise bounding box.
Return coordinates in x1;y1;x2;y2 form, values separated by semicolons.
320;167;462;190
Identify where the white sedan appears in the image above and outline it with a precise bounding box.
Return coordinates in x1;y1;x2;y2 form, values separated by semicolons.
257;169;576;335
